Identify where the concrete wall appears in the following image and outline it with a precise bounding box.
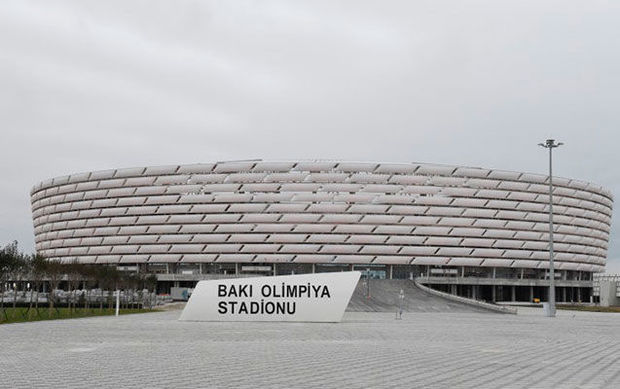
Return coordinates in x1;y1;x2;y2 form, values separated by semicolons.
599;281;619;307
414;278;517;314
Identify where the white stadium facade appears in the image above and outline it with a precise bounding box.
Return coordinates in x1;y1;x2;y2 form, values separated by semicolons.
31;160;613;303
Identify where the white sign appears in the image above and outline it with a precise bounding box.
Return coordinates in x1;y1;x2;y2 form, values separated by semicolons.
179;271;360;322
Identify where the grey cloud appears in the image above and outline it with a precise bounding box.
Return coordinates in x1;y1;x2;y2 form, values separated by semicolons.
1;0;620;272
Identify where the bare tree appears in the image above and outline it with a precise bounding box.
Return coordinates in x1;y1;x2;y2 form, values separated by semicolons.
66;260;82;314
0;241;157;322
109;268;120;310
0;242;28;319
96;266;113;311
45;260;64;317
144;274;158;309
96;266;119;311
0;242;20;320
80;265;96;310
124;273;139;309
23;255;35;317
9;248;26;315
31;254;47;314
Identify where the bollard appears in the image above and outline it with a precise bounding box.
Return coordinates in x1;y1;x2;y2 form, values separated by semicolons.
115;290;120;317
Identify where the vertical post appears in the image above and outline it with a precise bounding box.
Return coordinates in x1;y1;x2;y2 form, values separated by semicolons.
547;145;556;316
539;139;562;317
115;289;120;317
366;267;371;299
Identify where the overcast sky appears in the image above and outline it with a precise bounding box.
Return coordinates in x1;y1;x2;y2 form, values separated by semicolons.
1;0;619;272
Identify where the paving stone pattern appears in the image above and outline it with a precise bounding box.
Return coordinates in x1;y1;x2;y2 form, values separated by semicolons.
1;308;619;388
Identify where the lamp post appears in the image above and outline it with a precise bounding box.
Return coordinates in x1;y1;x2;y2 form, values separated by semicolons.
538;139;563;317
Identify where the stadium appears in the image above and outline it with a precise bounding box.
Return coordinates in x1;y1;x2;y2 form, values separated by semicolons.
30;160;613;303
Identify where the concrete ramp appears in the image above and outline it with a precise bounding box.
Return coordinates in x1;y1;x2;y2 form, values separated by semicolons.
347;279;489;313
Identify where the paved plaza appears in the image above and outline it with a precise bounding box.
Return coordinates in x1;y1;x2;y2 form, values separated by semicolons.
1;308;619;388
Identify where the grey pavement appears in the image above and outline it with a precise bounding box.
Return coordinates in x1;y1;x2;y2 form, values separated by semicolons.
1;308;619;388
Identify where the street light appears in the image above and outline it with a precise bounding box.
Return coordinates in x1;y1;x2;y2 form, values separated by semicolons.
538;139;563;317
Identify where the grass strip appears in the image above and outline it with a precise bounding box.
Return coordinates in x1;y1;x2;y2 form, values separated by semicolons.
0;307;161;324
